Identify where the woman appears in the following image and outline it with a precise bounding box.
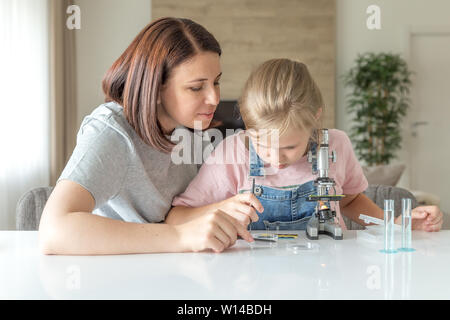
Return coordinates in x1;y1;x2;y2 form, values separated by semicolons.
38;17;254;255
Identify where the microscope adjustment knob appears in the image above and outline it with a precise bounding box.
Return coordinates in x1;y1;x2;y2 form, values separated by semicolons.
330;151;337;163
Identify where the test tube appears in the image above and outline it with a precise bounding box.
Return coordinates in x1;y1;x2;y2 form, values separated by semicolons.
381;199;397;254
399;198;415;252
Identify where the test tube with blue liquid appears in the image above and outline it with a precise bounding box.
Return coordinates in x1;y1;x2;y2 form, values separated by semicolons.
399;198;415;252
380;199;397;254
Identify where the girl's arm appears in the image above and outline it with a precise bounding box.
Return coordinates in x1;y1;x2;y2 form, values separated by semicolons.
339;193;385;226
166;142;263;226
335;131;442;231
166;203;218;225
166;193;263;226
340;192;444;231
39;180;253;255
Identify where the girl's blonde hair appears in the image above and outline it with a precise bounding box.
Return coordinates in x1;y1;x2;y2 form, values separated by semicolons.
238;59;324;139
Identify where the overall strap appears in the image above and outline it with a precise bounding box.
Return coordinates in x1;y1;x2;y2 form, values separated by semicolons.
248;139;265;178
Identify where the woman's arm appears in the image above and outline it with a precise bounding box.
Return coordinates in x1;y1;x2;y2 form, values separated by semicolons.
39;180;184;255
39;180;253;255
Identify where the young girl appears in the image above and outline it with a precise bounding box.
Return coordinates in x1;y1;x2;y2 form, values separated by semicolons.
167;59;443;234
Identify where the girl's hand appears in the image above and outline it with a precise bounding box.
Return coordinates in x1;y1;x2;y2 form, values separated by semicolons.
395;205;444;232
217;194;264;226
411;206;443;232
174;209;254;253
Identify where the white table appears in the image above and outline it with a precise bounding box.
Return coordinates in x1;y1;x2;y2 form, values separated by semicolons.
1;230;449;300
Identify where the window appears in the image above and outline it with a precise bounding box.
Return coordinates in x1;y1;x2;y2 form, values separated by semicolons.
0;0;50;230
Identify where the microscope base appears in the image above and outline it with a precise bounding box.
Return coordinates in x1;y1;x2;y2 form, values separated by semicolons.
306;216;343;240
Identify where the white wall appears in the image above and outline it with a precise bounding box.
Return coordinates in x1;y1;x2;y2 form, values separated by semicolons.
336;0;450;188
336;0;450;131
71;0;450;190
73;0;151;127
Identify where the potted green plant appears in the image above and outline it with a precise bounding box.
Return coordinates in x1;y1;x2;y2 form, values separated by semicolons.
343;52;413;185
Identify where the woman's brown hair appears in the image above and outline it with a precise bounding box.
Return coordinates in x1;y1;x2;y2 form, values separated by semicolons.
102;17;221;153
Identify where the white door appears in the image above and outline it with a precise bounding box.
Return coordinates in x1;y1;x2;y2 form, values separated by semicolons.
407;32;450;216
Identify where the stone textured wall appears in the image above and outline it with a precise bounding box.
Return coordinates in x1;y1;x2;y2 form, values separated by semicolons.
153;0;335;127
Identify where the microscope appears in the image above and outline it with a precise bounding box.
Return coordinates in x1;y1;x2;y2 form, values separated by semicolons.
306;129;345;240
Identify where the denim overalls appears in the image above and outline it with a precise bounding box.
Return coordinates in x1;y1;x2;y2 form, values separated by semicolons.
245;139;318;231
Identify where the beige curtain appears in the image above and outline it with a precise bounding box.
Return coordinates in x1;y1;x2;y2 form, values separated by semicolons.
49;0;77;185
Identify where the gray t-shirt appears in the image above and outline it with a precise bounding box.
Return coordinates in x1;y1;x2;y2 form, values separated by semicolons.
58;102;199;223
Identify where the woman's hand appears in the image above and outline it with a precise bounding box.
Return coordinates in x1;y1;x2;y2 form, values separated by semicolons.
394;205;443;232
216;194;264;226
174;209;254;253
